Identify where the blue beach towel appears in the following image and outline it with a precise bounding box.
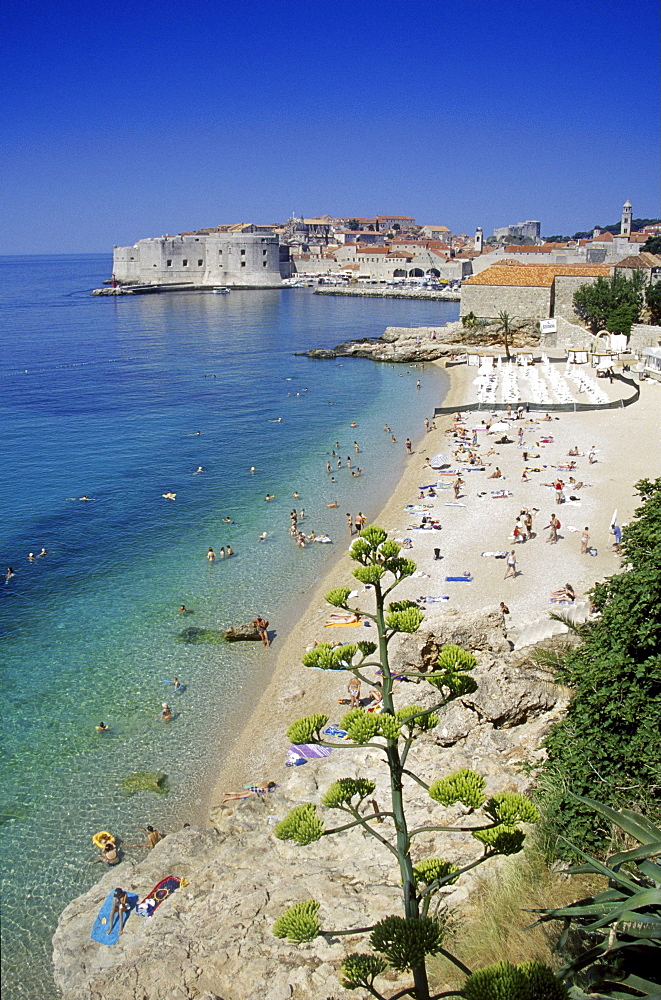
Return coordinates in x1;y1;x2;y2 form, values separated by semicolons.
445;576;473;583
91;891;139;946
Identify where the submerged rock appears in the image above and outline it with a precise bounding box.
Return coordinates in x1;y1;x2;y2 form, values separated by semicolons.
177;626;227;644
121;771;169;796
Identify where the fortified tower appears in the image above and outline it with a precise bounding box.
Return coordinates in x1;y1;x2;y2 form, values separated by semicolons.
621;199;632;238
474;227;483;252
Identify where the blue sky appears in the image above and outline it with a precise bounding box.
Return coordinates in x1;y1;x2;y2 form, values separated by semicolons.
2;0;659;253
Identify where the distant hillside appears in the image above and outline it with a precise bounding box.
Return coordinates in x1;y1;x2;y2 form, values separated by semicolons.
543;218;661;242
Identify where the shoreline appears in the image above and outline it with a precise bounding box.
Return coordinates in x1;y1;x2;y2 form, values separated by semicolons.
205;364;661;810
203;361;468;808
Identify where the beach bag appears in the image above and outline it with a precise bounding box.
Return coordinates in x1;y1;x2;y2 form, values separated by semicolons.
556;521;561;529
588;547;598;556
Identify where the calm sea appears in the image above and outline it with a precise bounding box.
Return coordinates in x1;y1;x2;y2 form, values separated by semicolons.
0;254;457;997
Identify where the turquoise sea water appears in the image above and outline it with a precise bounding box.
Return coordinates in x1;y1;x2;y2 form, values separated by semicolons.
0;254;457;997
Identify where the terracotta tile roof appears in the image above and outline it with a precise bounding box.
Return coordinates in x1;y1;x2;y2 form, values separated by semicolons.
356;246;389;254
613;253;661;268
387;251;415;259
591;231;614;242
628;232;648;243
465;264;612;287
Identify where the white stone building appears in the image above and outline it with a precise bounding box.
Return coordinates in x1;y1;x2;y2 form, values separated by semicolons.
112;229;284;287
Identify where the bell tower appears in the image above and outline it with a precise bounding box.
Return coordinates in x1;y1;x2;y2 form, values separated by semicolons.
621;200;632;238
474;227;483;252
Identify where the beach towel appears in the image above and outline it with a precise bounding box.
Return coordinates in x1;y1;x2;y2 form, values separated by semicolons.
550;598;575;605
445;502;466;507
290;743;333;759
481;551;508;558
323;725;348;739
461;466;485;472
324;620;362;628
136;876;185;918
418;595;450;602
445;575;473;582
90;891;139;946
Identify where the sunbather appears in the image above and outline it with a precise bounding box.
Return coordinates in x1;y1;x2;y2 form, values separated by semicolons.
220;781;277;804
551;583;575;601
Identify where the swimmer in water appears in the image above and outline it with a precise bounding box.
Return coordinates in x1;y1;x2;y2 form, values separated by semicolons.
350;421;357;427
96;722;108;732
38;548;47;557
171;677;182;692
161;703;172;722
264;494;275;501
177;605;188;613
292;492;300;498
5;567;15;583
194;466;204;474
259;532;268;541
268;418;282;423
162;492;176;500
249;467;256;473
28;552;35;561
226;544;233;557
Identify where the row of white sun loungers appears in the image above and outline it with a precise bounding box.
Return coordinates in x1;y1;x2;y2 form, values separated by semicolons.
471;359;611;407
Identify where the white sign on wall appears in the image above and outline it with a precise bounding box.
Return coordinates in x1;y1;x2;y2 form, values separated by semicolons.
540;319;557;334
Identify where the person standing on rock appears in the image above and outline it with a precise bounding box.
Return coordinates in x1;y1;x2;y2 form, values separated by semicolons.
252;616;270;646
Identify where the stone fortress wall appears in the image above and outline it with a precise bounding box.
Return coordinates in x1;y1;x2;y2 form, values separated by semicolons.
113;232;283;288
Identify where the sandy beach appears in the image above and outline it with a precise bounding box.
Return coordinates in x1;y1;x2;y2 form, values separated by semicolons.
206;364;661;806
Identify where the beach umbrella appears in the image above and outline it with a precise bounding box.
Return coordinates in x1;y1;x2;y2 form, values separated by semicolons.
487;421;510;435
610;509;617;527
430;453;450;469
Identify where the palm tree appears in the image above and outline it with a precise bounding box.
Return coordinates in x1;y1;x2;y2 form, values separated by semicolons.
497;309;513;359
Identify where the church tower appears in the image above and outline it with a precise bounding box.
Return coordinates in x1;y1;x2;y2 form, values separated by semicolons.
621;200;632;238
474;226;483;252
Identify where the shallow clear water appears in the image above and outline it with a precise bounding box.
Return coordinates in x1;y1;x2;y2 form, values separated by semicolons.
0;254;457;997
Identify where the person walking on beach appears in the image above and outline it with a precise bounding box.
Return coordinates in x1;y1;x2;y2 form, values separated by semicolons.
346;513;354;536
405;438;412;455
611;522;622;555
424;417;430;433
252;616;270;646
545;514;560;543
347;676;361;708
504;550;517;579
355;512;366;534
453;476;464;500
581;527;590;554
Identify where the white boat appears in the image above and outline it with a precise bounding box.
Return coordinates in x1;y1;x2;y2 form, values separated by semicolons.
213;287;230;294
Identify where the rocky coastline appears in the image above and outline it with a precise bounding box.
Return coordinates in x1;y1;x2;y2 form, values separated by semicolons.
302;320;539;363
52;607;567;1000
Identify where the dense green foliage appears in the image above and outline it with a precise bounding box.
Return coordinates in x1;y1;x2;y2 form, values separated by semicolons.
536;795;661;999
641;234;661;255
542;479;661;853
572;272;646;335
463;960;569;999
645;280;661;325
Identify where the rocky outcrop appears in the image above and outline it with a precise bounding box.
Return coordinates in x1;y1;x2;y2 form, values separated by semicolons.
223;623;262;642
53;608;568;1000
302;321;540;364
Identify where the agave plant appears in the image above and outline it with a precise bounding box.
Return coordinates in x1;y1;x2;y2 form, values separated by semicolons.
535;794;661;999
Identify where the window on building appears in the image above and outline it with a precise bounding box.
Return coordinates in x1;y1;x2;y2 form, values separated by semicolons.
182;259;188;266
263;261;268;267
263;249;267;256
240;249;246;256
241;261;246;268
166;259;172;266
198;259;203;266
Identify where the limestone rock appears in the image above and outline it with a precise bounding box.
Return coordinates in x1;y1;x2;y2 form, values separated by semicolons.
223;623;262;642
